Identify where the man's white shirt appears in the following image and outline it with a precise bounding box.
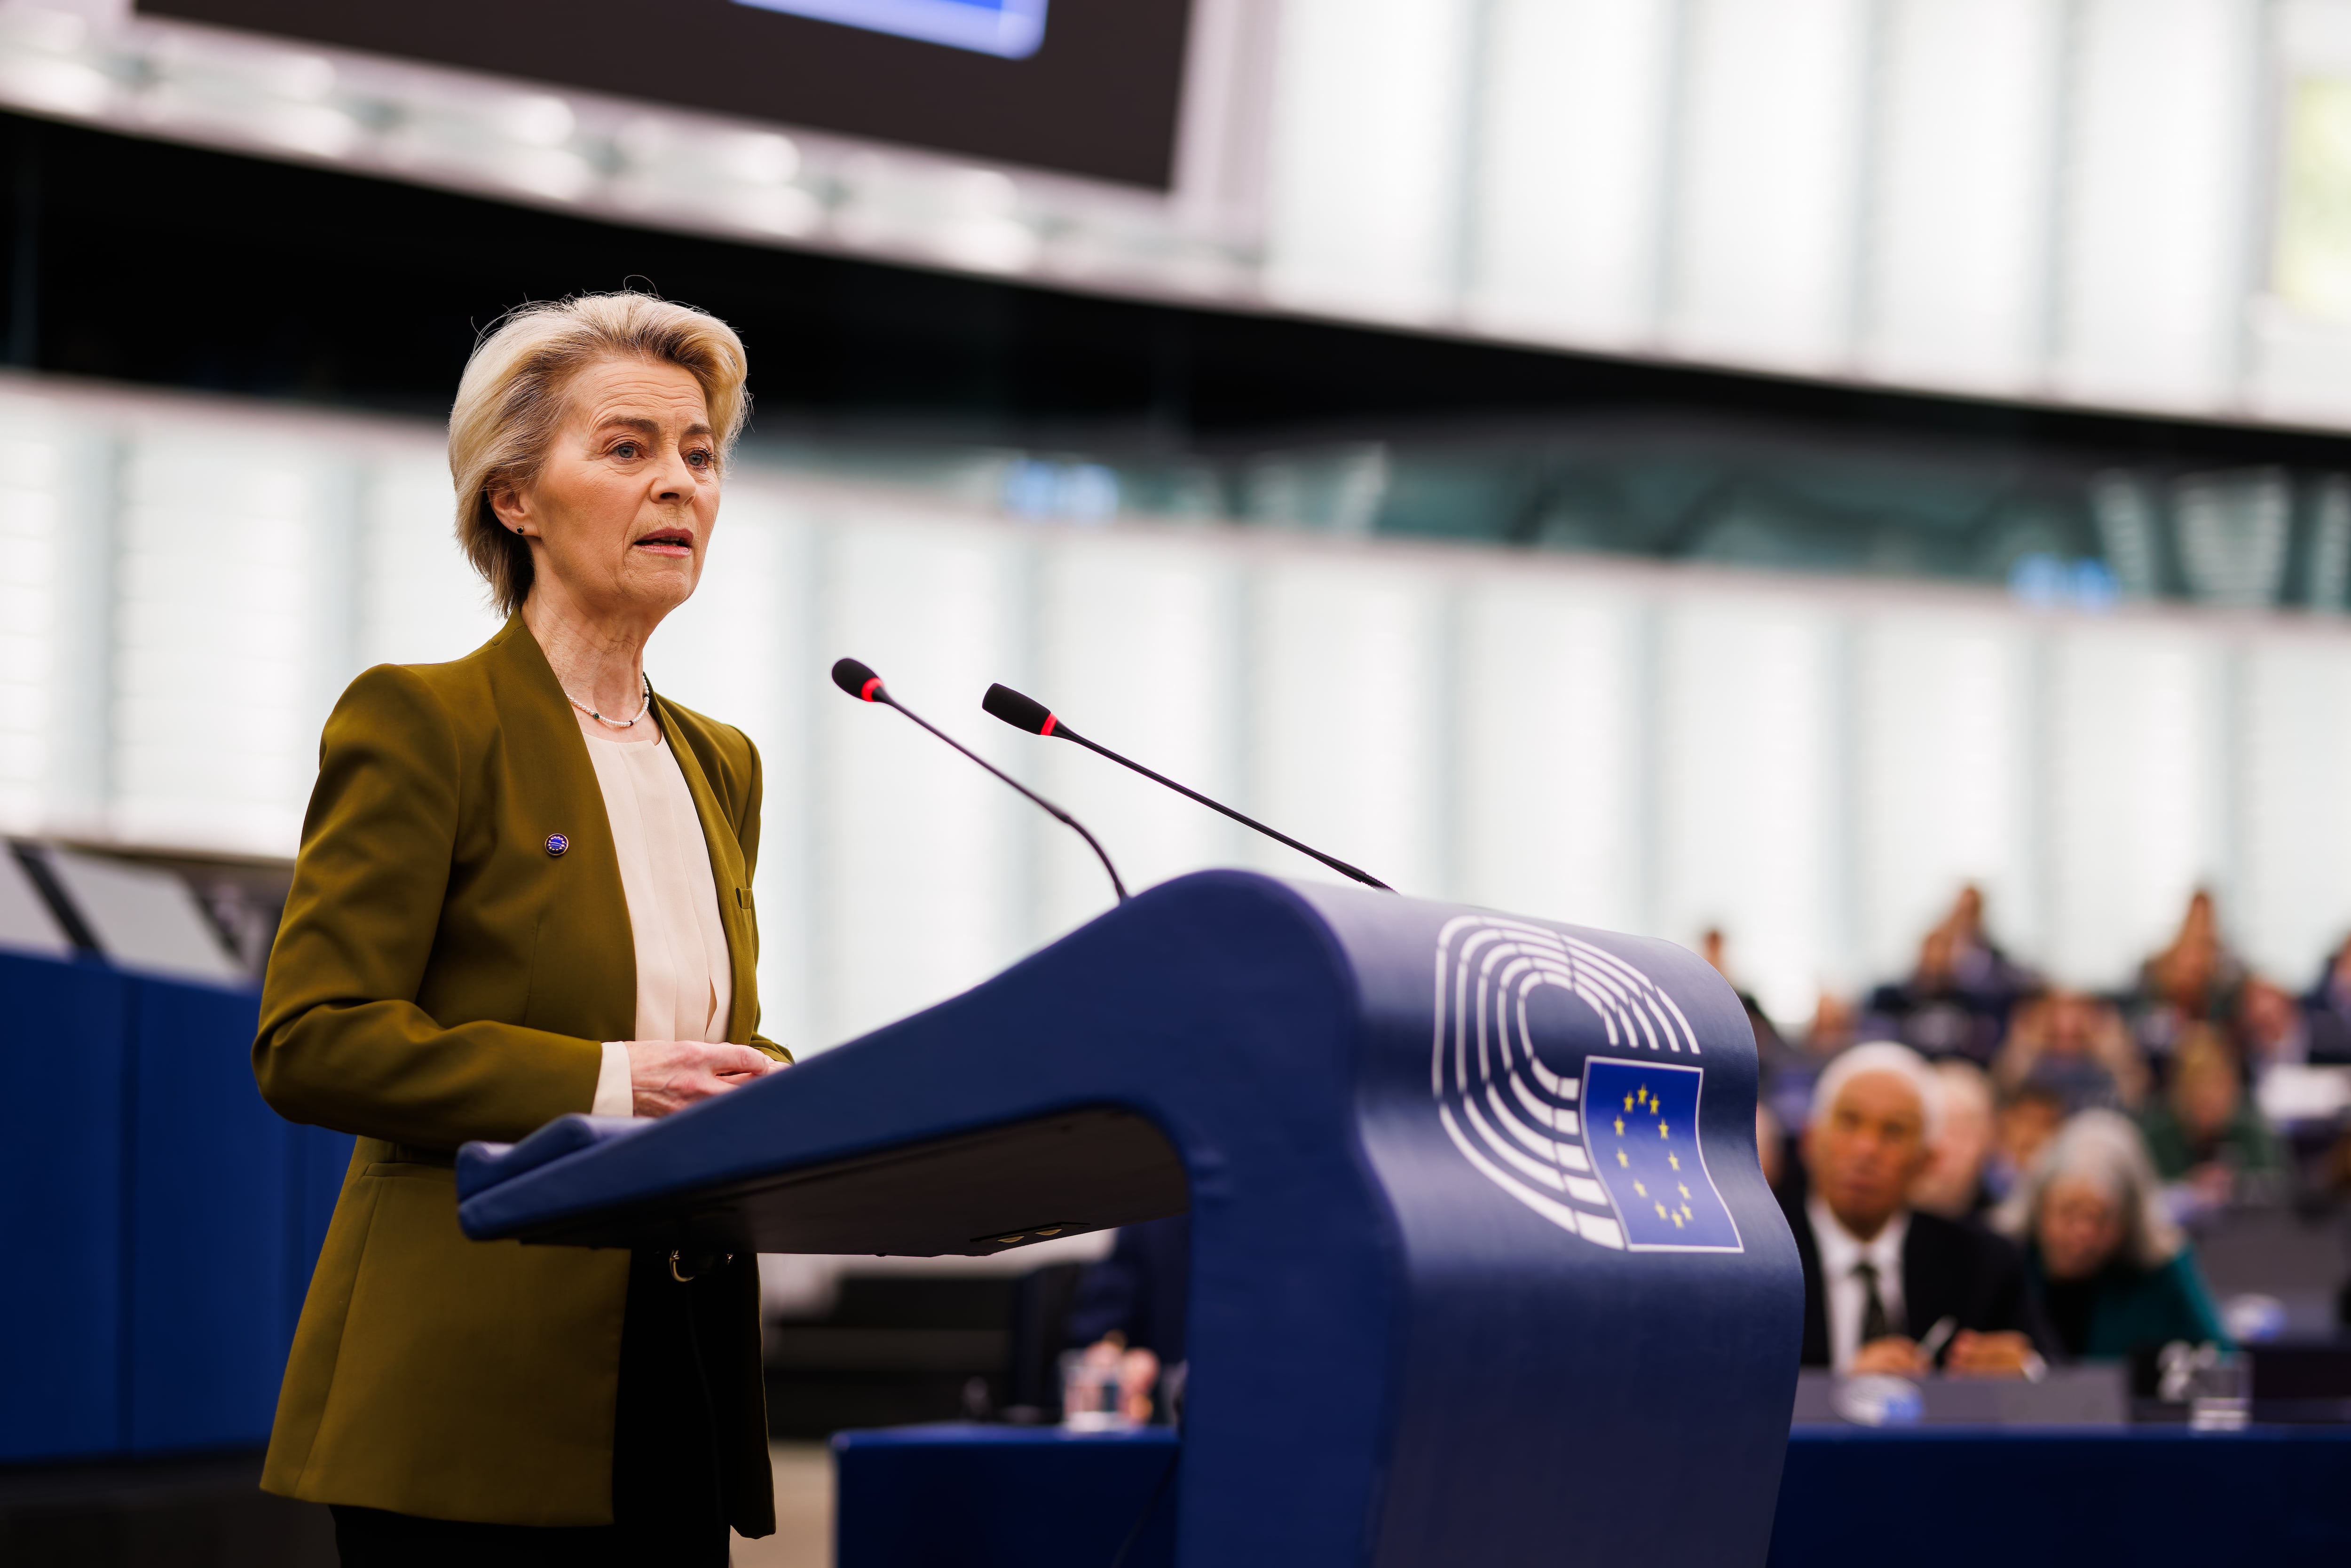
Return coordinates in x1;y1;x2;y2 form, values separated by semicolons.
1808;1195;1909;1372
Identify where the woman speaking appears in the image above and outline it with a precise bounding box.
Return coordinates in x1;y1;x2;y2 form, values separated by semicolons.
252;293;788;1564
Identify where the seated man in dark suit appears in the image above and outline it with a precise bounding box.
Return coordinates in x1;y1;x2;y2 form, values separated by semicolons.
1787;1041;2052;1375
1063;1214;1191;1424
2297;938;2351;1064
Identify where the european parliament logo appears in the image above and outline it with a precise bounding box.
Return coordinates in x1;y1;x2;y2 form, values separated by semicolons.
732;0;1049;59
1430;915;1743;1254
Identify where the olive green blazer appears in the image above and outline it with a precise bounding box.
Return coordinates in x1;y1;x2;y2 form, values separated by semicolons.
252;614;788;1530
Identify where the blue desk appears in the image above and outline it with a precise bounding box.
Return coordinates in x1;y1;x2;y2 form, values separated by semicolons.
834;1423;2351;1568
1772;1425;2351;1567
835;1425;1177;1568
0;950;353;1463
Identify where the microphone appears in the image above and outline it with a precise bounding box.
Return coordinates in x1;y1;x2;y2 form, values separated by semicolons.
830;658;1129;903
980;683;1395;893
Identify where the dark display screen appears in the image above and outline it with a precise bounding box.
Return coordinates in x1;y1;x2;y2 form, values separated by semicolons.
136;0;1193;189
729;0;1049;61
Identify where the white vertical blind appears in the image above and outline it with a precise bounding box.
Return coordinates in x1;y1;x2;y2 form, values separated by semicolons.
1467;0;1676;345
358;449;501;670
810;513;1030;1046
8;381;2351;1035
1453;577;1648;934
1031;533;1247;940
2236;635;2351;988
110;434;344;853
1861;0;2062;392
1256;0;2296;420
2252;0;2351;422
2054;0;2259;409
0;410;69;834
1668;0;1873;370
1247;555;1447;894
2041;622;2229;985
1263;0;1475;318
1850;609;2036;981
1652;595;1844;1018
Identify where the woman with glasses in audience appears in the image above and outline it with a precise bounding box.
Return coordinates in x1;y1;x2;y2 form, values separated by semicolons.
1993;1110;2228;1361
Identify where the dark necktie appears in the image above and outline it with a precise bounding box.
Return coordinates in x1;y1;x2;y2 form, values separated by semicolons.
1854;1260;1892;1344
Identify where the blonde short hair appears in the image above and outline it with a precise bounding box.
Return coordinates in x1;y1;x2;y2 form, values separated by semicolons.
449;293;750;615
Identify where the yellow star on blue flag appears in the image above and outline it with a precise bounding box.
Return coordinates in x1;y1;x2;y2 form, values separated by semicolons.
1581;1058;1741;1252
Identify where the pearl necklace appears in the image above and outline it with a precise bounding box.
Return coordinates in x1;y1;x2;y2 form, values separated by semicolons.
567;673;654;729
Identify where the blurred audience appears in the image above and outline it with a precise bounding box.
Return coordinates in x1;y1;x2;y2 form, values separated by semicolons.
1805;991;1859;1058
1993;989;2146;1113
1993;1110;2228;1360
2297;935;2351;1064
1943;885;2030;993
1741;882;2348;1367
1860;924;1980;1060
2236;975;2312;1075
1989;1082;2067;1203
1066;1214;1190;1423
1786;1042;2051;1375
2137;1026;2283;1212
1912;1060;1997;1220
2127;889;2243;1063
1860;886;2036;1064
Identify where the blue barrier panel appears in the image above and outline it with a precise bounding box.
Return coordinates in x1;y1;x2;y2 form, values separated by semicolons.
125;974;286;1454
829;1422;2351;1568
0;952;133;1462
833;1425;1177;1568
1768;1426;2351;1567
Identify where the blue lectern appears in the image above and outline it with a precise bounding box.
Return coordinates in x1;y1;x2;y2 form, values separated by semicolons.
458;871;1805;1565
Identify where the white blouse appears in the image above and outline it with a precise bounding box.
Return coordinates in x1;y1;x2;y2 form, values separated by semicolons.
582;732;735;1117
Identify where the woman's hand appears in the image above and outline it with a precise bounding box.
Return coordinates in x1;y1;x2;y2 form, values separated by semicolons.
627;1040;781;1118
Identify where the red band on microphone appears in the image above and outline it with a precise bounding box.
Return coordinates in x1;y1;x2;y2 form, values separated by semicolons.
860;677;882;701
1040;714;1058;737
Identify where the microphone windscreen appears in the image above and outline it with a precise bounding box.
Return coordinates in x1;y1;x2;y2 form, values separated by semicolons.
832;657;883;701
982;683;1055;735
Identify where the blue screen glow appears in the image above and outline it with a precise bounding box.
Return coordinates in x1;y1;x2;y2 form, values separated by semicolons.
731;0;1049;60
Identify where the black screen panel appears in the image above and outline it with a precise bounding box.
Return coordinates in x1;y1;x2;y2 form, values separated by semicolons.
137;0;1194;189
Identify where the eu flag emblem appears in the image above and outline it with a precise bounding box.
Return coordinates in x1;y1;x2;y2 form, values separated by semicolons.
1583;1058;1741;1253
